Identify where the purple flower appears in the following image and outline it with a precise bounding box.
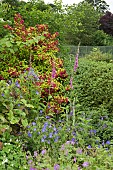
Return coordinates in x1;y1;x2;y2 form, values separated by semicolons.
40;110;43;114
106;140;110;145
60;144;65;151
90;129;96;134
34;151;38;157
76;148;82;154
82;162;89;167
72;131;76;136
70;76;73;89
41;149;46;155
32;122;36;126
73;157;76;163
49;132;53;138
42;122;48;132
28;160;32;164
28;131;32;137
36;91;39;95
74;47;79;72
54;164;60;170
41;138;45;142
70;111;73;116
88;145;92;149
46;115;51;119
66;141;71;145
2;93;4;97
54;136;59;142
74;54;78;72
15;81;20;88
33;128;37;131
102;140;105;146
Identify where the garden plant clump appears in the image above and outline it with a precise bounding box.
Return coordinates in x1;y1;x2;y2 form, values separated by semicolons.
0;14;113;170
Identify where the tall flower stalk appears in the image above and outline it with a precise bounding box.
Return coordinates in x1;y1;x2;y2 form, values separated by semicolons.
69;43;80;126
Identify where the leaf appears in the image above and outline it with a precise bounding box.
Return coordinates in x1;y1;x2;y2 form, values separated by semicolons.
6;41;12;47
25;104;34;108
7;110;14;121
20;99;34;108
10;117;20;124
9;48;14;54
0;115;7;123
20;99;27;105
21;119;28;127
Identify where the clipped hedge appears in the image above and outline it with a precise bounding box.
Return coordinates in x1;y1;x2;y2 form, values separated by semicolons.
75;58;113;114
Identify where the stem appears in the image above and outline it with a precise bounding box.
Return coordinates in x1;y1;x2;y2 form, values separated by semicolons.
72;97;75;126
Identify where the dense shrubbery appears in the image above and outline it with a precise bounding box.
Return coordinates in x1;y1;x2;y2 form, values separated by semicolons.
1;13;113;170
75;58;113;113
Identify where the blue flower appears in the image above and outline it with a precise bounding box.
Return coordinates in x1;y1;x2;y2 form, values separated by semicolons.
90;129;96;134
106;141;110;145
32;122;36;126
43;135;47;139
46;115;50;119
40;110;43;114
41;138;45;142
34;128;37;131
88;145;92;149
28;131;32;137
36;91;39;95
42;127;46;133
54;136;59;142
49;132;53;138
2;93;4;97
15;81;20;88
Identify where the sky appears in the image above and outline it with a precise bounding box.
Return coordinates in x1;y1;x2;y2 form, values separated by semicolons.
44;0;113;13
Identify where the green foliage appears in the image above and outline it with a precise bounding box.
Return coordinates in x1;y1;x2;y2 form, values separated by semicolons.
92;30;113;46
0;132;29;170
64;2;101;45
0;79;37;133
85;47;113;62
75;57;113;113
0;14;70;138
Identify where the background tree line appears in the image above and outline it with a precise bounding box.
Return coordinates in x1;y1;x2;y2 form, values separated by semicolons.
0;0;113;46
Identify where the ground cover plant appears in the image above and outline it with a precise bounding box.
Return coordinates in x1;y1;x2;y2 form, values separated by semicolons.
0;14;113;170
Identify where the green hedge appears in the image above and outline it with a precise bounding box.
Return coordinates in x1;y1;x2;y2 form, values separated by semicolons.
75;58;113;114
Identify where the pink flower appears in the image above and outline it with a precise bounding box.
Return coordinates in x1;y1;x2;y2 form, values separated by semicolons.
74;53;79;72
73;157;76;163
74;45;79;72
70;76;73;89
82;162;89;167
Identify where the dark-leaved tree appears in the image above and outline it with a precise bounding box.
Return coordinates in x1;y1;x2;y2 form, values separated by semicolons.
99;11;113;37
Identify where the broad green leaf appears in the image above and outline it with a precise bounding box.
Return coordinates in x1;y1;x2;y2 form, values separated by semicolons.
6;41;12;47
21;119;28;127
